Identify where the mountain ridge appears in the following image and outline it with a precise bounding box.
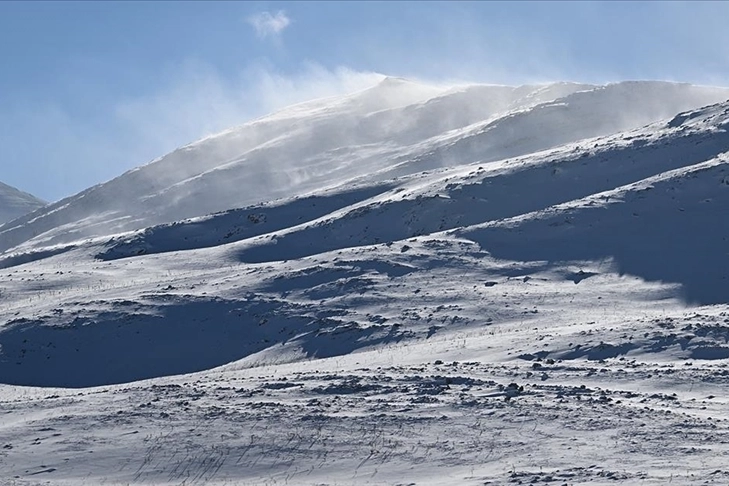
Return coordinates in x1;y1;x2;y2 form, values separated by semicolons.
1;80;728;256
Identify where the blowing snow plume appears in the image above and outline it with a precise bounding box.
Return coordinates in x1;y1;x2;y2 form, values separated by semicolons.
0;79;728;255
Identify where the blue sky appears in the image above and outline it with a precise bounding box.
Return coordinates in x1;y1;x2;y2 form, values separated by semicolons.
1;1;728;201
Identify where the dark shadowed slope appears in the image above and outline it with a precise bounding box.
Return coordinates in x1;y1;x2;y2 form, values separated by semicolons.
460;154;729;305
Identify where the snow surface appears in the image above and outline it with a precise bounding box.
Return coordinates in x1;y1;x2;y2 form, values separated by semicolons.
0;181;45;226
2;80;729;485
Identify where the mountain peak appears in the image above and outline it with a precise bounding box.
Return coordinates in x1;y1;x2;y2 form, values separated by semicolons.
0;181;45;225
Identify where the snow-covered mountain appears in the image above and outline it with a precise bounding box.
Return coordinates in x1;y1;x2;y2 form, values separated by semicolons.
2;84;729;382
2;79;729;485
0;180;45;225
1;79;727;254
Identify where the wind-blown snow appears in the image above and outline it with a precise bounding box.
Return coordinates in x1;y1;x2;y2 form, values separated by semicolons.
2;80;729;485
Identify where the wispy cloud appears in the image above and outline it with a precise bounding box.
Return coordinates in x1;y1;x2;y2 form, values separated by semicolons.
246;10;291;39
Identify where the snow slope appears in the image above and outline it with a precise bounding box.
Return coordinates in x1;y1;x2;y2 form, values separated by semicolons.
1;79;728;254
0;181;45;225
2;84;729;485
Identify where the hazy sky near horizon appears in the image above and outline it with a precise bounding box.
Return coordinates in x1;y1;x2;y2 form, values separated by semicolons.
1;1;728;201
